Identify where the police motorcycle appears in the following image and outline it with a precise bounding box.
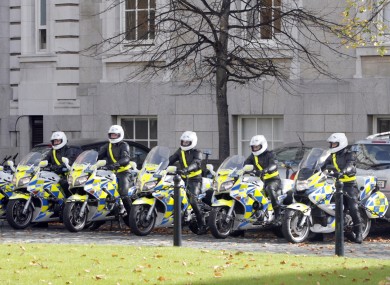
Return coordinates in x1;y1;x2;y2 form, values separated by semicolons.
208;155;294;239
62;150;137;232
282;148;389;243
6;152;69;229
0;154;18;219
128;146;214;236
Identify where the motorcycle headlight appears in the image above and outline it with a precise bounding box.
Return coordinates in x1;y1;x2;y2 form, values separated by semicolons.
18;176;32;187
295;180;308;191
74;175;88;186
12;175;17;185
142;181;158;192
220;180;234;192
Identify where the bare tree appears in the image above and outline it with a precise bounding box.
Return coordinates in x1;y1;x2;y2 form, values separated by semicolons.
87;0;387;160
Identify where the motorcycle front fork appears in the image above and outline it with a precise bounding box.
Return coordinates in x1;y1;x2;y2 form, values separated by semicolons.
146;199;156;221
79;201;88;218
22;196;33;215
225;200;235;222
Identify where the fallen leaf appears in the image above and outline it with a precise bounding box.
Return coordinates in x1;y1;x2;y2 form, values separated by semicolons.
95;275;105;280
187;271;194;275
182;261;187;266
157;276;166;281
112;253;118;257
84;269;90;273
214;272;223;278
280;260;288;264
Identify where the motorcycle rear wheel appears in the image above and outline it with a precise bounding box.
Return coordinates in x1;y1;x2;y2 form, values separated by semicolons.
345;208;371;242
6;199;33;229
208;206;234;239
129;204;156;236
63;202;87;232
282;208;310;243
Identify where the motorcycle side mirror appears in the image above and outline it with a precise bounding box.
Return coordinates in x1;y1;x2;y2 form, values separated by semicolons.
62;157;71;170
91;160;106;171
39;160;48;168
166;166;177;174
130;161;138;170
243;164;254;172
7;160;14;167
0;166;3;171
206;164;216;177
96;160;106;168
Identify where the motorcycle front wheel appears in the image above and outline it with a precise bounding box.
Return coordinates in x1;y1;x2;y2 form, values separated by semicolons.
129;204;156;236
63;202;87;232
208;206;234;239
6;199;33;229
282;208;310;243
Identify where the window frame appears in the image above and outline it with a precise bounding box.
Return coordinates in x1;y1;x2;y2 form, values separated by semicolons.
117;116;158;148
245;0;283;42
35;0;48;52
120;0;156;47
237;116;284;157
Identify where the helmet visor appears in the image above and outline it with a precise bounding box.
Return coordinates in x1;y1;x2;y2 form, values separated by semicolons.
251;145;262;152
109;133;120;139
181;140;191;147
329;142;339;149
51;139;62;146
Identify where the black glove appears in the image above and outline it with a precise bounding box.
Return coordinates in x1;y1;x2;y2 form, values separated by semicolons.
254;169;263;177
107;163;120;171
51;165;63;172
179;168;189;176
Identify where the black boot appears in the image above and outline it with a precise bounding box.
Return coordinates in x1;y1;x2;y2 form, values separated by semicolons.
273;206;281;226
354;224;363;244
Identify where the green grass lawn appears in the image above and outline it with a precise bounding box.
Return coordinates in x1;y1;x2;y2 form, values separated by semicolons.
0;243;389;285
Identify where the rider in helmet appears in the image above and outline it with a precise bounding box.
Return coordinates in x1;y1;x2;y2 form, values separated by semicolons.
169;131;206;234
244;135;282;222
98;125;134;217
43;131;80;197
322;133;363;243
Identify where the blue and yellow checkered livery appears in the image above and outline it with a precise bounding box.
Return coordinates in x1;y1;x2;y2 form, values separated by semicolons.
364;191;389;218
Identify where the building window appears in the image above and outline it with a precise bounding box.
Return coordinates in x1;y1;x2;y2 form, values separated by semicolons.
376;117;390;133
37;0;47;50
31;116;43;147
383;3;390;35
123;0;156;41
238;116;283;157
247;0;282;40
119;116;157;148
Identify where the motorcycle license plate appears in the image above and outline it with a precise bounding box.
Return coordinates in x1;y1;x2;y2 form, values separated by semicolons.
377;180;386;188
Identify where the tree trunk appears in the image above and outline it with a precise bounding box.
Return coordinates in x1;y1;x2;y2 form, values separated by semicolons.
216;0;231;162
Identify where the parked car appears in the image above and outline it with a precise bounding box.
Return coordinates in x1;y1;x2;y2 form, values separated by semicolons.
273;140;329;179
31;138;150;169
353;132;390;220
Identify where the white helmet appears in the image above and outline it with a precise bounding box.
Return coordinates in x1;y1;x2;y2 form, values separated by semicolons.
108;125;124;144
250;135;267;156
327;133;348;153
50;131;67;150
180;131;197;151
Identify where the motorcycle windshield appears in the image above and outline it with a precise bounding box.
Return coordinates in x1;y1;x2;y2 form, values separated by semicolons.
73;150;98;167
217;155;246;174
298;148;329;171
141;146;170;172
18;152;44;167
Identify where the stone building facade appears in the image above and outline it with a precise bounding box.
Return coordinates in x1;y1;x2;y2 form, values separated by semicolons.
1;0;390;162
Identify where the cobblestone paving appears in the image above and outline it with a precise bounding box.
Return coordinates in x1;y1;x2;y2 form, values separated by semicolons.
0;221;389;260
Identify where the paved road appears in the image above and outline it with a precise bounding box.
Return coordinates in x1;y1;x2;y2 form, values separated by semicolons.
0;221;389;260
